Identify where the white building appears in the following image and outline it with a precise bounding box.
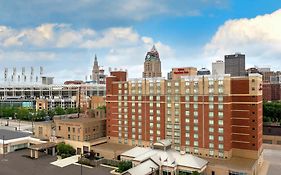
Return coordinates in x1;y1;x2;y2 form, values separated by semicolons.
121;140;208;175
212;60;225;75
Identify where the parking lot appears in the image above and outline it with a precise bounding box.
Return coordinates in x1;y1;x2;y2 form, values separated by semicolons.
0;149;113;175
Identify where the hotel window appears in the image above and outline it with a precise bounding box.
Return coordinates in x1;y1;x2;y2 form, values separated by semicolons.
209;135;214;140
124;127;128;132
132;103;135;107
194;134;198;139
174;139;180;144
132;83;135;87
118;83;122;89
175;131;180;137
186;140;190;146
132;128;135;133
209;104;214;110
194;88;198;94
175;82;179;87
137;96;141;100
149;83;153;87
209;143;214;148
194;148;199;154
149;109;153;114
209;96;214;101
219;144;224;149
194;119;198;124
185;103;190;109
186;133;190;138
156;103;160;108
138;109;141;114
218;136;224;142
194;111;198;117
118;90;122;94
218;87;224;93
138;116;142;121
132;96;135;100
167;103;171;108
167;89;171;93
150;102;154;107
68;127;70;132
185;88;190;94
124;102;128;107
149;130;153;134
124;96;128;100
174;124;180;130
167;96;171;101
149;116;153;121
138;103;141;107
185;81;190;86
167;131;172;136
175;109;179;116
218;120;224;126
218;128;224;134
218;80;223;85
175;117;179;123
175;103;179;108
167;117;171;122
167;109;171;115
149;89;154;94
132;115;135;120
124;90;128;94
218;96;223;102
156;116;160;121
138;135;142;140
218;112;223;118
124;108;128;113
186;126;190;131
185;96;190;101
209;88;214;93
209;120;214;125
209;150;214;156
156;123;160;129
118;120;122;125
194;126;198;131
138;83;142;87
218;104;223;110
118;96;122;100
194;103;198;109
132;121;135;126
132;89;136;94
175;96;179;101
167;124;172;129
118;102;122;106
185;147;190;153
124;120;128;125
175;88;179;94
209;80;214;86
156;110;160;115
194;141;199;146
167;82;171;86
194;96;198;101
209;112;214;118
118;114;122;119
149;96;153;100
219;152;224;158
156;96;160;101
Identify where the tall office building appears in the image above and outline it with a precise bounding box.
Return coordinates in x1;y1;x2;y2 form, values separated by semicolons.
142;45;162;78
212;60;225;75
224;53;245;76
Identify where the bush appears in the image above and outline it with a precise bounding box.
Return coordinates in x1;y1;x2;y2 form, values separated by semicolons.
117;161;132;173
57;143;76;158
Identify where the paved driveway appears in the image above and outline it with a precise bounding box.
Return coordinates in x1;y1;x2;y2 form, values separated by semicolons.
0;149;112;175
263;148;281;175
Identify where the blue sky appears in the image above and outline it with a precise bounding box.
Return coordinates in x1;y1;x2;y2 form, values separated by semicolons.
0;0;281;83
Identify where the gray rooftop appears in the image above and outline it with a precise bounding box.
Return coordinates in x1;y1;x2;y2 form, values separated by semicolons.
0;129;31;140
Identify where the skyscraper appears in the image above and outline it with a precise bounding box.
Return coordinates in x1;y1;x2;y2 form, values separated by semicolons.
212;60;225;75
224;53;245;76
142;45;162;78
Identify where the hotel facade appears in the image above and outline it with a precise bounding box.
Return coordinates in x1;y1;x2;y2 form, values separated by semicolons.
106;47;263;174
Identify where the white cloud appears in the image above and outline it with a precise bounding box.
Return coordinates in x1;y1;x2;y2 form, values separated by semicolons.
204;9;281;69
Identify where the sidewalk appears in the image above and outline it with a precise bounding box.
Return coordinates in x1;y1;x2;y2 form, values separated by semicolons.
50;155;80;168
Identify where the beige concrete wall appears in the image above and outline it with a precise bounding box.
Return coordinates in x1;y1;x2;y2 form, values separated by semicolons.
34;123;53;140
263;135;281;145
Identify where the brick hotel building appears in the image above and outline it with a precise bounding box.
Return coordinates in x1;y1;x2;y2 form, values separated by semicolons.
106;47;263;174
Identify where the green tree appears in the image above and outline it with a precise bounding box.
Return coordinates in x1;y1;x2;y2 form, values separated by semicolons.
191;171;200;175
57;143;76;158
66;108;78;114
55;107;66;115
16;107;29;120
35;110;47;121
117;161;132;173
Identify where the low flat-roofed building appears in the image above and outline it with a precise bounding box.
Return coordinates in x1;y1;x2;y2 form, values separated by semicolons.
0;129;43;154
121;140;208;175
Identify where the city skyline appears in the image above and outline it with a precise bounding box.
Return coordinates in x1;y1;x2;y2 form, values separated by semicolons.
0;0;280;83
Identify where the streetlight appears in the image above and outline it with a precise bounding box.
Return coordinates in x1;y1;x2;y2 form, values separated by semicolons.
1;135;8;162
80;152;90;175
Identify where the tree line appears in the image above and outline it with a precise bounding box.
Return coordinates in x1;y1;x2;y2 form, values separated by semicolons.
263;101;281;124
0;106;79;121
